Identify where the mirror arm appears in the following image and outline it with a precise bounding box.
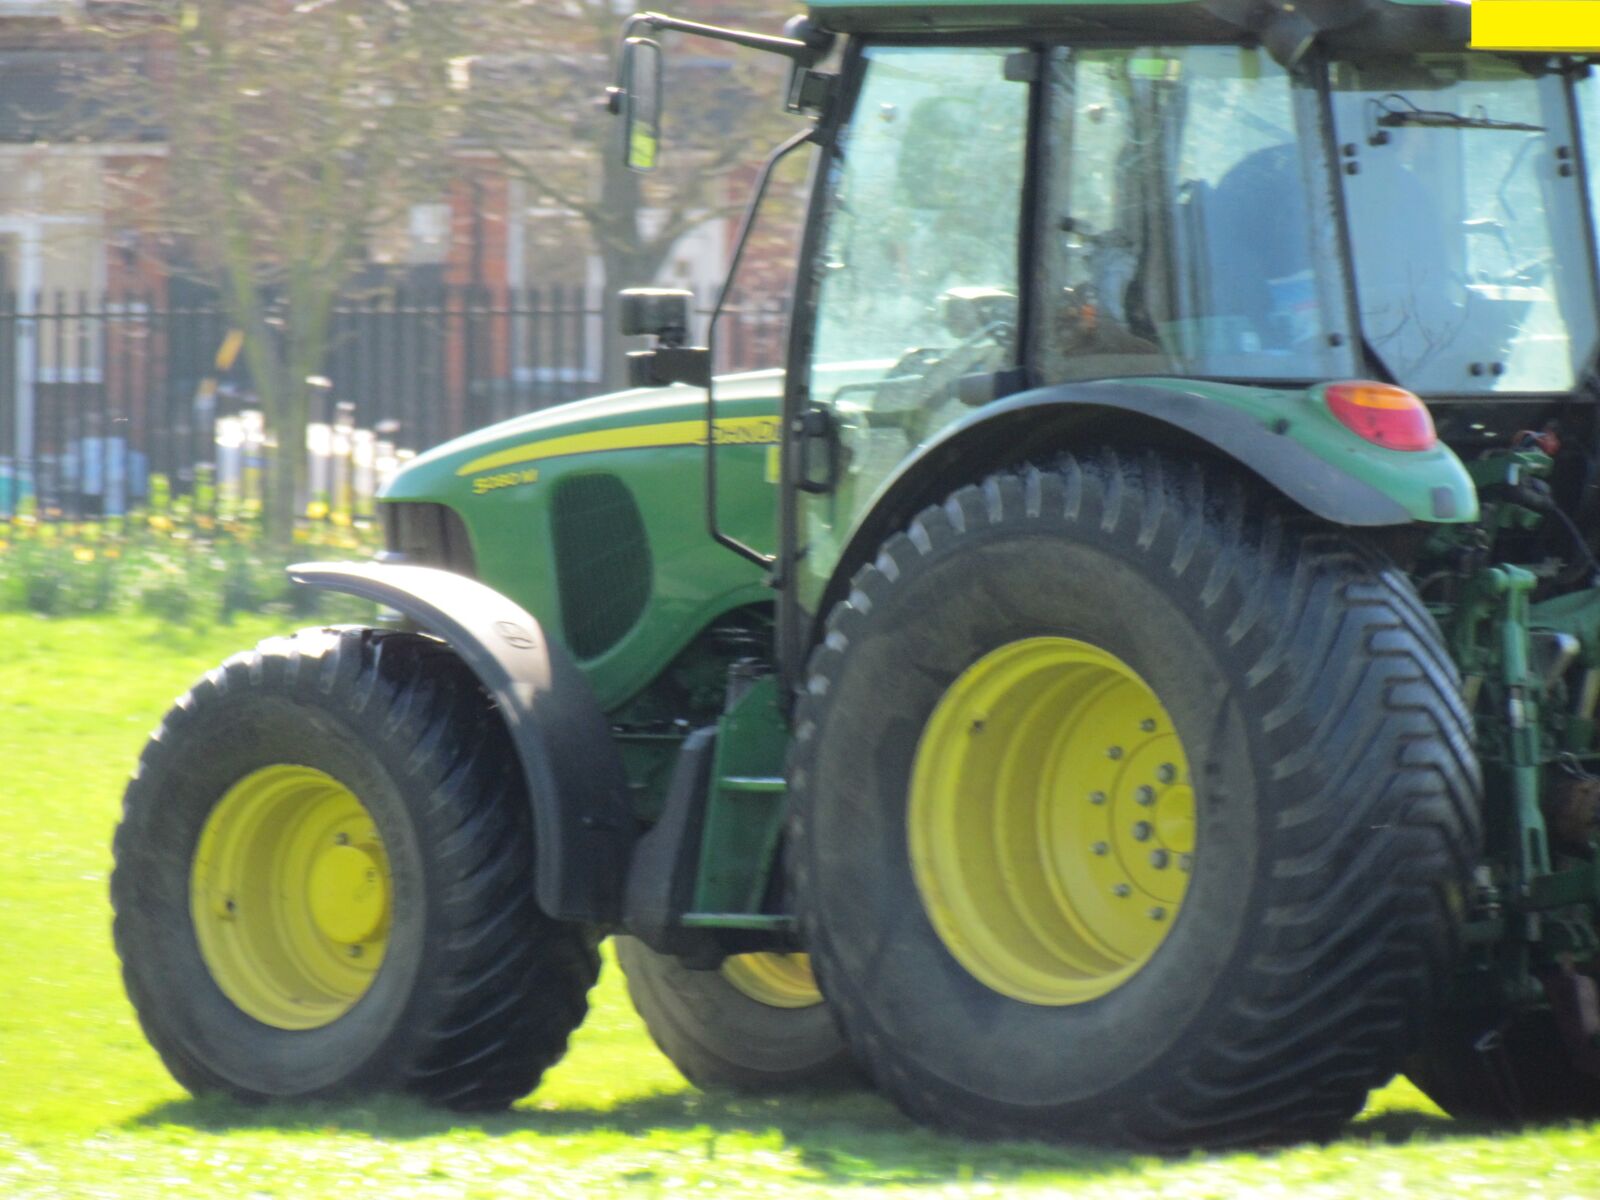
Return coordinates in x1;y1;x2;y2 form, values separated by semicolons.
607;11;834;109
702;124;818;573
620;12;827;67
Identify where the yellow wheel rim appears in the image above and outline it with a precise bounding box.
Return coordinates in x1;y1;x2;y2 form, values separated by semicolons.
190;765;392;1030
909;637;1195;1006
720;953;823;1009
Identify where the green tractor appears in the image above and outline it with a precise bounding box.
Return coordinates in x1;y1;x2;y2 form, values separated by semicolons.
111;0;1600;1147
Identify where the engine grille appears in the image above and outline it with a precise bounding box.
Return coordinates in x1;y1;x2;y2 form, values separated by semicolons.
551;473;652;660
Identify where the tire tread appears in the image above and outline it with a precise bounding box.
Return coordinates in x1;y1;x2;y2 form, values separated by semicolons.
789;453;1481;1148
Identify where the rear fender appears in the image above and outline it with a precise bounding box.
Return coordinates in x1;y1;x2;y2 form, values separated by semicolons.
810;378;1476;646
289;561;632;925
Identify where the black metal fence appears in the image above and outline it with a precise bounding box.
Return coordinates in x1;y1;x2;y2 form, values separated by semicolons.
0;286;790;520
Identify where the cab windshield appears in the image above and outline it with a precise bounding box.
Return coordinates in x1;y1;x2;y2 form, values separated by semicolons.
1331;55;1596;395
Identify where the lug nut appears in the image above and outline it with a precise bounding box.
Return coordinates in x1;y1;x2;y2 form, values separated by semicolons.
1092;841;1109;856
347;945;363;958
334;832;350;845
1090;790;1107;806
1132;821;1153;842
1113;883;1131;897
1157;764;1177;784
1180;854;1194;873
1149;906;1167;921
1107;746;1124;760
1136;785;1156;806
1140;718;1157;732
1150;849;1169;869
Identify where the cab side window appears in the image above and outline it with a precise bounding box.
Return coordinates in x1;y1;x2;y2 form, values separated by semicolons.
1040;46;1344;383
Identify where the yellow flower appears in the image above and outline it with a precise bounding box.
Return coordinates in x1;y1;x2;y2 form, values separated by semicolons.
306;500;329;520
149;515;173;533
73;546;95;563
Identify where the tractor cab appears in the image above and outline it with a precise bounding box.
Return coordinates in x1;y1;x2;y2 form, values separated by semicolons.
613;1;1600;650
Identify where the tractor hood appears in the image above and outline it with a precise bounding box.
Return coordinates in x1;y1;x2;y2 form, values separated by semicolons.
382;369;785;505
378;368;786;714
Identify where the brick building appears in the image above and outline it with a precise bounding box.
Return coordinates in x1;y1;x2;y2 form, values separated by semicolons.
0;1;792;514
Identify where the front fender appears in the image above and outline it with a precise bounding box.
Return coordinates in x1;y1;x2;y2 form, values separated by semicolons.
289;561;632;925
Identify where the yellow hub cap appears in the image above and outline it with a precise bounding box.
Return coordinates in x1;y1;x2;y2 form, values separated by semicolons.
720;953;823;1009
909;637;1195;1006
190;765;392;1030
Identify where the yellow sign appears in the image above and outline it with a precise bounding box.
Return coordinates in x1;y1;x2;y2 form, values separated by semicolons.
1472;1;1600;52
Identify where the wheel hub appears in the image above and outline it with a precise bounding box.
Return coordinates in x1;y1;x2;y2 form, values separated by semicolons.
308;843;388;945
908;637;1195;1006
190;765;392;1030
720;953;824;1009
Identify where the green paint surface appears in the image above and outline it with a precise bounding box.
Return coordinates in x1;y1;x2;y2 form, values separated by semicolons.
387;371;785;712
1131;376;1479;524
387;368;1473;715
693;676;791;915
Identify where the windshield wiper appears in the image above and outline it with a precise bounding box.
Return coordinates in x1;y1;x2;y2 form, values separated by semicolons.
1367;93;1544;144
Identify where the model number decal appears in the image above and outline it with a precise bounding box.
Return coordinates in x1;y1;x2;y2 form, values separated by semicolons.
472;468;541;495
702;417;781;446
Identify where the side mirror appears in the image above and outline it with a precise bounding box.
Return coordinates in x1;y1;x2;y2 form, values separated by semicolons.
619;287;709;389
620;288;692;344
621;37;663;172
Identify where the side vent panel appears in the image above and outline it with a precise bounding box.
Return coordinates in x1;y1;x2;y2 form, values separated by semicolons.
551;473;653;660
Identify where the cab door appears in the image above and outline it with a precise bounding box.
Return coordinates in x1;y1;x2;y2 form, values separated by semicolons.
789;43;1033;617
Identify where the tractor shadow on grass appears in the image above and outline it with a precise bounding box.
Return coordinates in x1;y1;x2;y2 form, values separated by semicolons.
128;1088;1485;1189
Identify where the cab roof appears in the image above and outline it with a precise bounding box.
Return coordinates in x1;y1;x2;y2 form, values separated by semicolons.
806;0;1468;54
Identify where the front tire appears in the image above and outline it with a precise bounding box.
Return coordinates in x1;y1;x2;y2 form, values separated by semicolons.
790;452;1480;1148
112;628;598;1109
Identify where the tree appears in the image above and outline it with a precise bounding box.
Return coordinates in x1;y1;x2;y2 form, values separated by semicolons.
81;0;466;544
462;1;803;386
77;0;803;540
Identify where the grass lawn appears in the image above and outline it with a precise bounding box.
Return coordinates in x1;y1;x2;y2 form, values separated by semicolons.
0;613;1594;1197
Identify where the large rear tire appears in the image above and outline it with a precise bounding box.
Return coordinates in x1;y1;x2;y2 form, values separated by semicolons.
616;937;856;1091
789;452;1480;1148
112;628;598;1109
